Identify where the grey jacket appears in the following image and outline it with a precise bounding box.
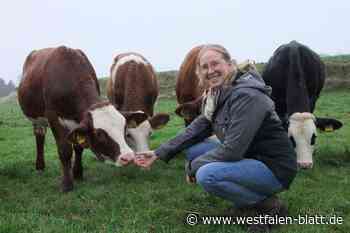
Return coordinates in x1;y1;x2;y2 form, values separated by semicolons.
155;71;297;189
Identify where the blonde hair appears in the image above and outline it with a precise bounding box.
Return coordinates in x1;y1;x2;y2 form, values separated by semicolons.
196;44;237;88
197;44;232;65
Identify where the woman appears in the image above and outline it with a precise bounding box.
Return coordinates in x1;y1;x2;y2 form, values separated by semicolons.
134;44;297;232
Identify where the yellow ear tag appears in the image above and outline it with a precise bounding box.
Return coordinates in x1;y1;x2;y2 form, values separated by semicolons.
324;126;334;132
77;134;86;145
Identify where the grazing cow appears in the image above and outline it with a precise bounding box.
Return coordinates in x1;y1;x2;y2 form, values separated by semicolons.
18;46;148;192
175;45;206;126
262;41;343;169
107;52;170;152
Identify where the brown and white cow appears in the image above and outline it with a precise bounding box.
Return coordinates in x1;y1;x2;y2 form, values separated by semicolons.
175;45;206;126
107;52;170;152
18;46;147;192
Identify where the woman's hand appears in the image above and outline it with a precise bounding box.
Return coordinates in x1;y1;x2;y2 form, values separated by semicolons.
134;151;158;169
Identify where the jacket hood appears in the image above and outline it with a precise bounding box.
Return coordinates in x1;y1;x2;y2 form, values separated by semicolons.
233;71;272;95
218;71;272;105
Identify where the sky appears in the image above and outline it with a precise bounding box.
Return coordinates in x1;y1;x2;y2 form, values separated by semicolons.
1;0;349;84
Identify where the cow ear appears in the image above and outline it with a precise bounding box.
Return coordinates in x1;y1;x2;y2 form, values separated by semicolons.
175;102;200;120
149;113;170;130
67;126;90;148
175;104;191;119
315;117;343;132
122;111;148;128
175;96;203;119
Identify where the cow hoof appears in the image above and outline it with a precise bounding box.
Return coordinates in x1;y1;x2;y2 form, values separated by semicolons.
73;167;83;180
36;169;45;175
61;182;74;192
36;164;45;171
73;173;84;181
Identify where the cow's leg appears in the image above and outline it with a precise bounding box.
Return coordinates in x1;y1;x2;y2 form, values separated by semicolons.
57;141;74;192
33;125;46;171
46;112;74;192
73;145;84;180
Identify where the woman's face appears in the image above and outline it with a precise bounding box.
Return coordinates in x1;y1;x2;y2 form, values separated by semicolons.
198;49;234;88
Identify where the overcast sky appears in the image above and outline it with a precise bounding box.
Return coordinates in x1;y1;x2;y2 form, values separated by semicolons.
1;1;349;84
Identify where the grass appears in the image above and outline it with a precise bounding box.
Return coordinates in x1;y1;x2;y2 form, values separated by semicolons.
0;90;349;233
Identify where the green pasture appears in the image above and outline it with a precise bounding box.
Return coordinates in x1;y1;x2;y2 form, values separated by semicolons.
0;90;349;233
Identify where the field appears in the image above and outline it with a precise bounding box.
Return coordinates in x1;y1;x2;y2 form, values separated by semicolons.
0;89;349;233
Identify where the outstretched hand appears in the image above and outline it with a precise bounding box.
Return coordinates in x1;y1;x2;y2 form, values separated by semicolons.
134;151;158;169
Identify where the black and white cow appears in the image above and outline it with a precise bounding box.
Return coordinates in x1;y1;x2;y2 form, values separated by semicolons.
262;41;342;169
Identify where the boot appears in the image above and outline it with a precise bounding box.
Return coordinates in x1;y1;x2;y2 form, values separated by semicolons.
223;205;258;218
222;205;269;233
247;223;270;233
254;195;288;217
247;196;288;233
245;206;270;233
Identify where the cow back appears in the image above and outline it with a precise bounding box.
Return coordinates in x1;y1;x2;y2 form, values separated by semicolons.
176;45;205;105
262;41;325;116
18;46;100;121
108;52;158;117
18;48;55;118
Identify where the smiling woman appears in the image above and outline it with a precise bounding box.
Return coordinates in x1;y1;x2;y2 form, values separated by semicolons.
196;44;237;89
134;44;298;233
195;44;238;122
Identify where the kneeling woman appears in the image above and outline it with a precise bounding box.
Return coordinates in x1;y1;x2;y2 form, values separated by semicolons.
135;44;297;232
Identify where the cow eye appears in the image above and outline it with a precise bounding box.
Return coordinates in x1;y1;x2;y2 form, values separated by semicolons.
310;134;317;146
289;136;296;148
95;130;107;141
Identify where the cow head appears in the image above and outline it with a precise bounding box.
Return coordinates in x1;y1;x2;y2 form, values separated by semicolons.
175;96;203;126
125;112;170;152
288;113;343;169
67;104;148;166
288;112;317;169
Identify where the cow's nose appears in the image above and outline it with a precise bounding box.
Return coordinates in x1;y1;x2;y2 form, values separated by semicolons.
298;162;313;169
116;152;135;167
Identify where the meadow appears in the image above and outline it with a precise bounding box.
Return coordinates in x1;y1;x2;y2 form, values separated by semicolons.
0;89;349;233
